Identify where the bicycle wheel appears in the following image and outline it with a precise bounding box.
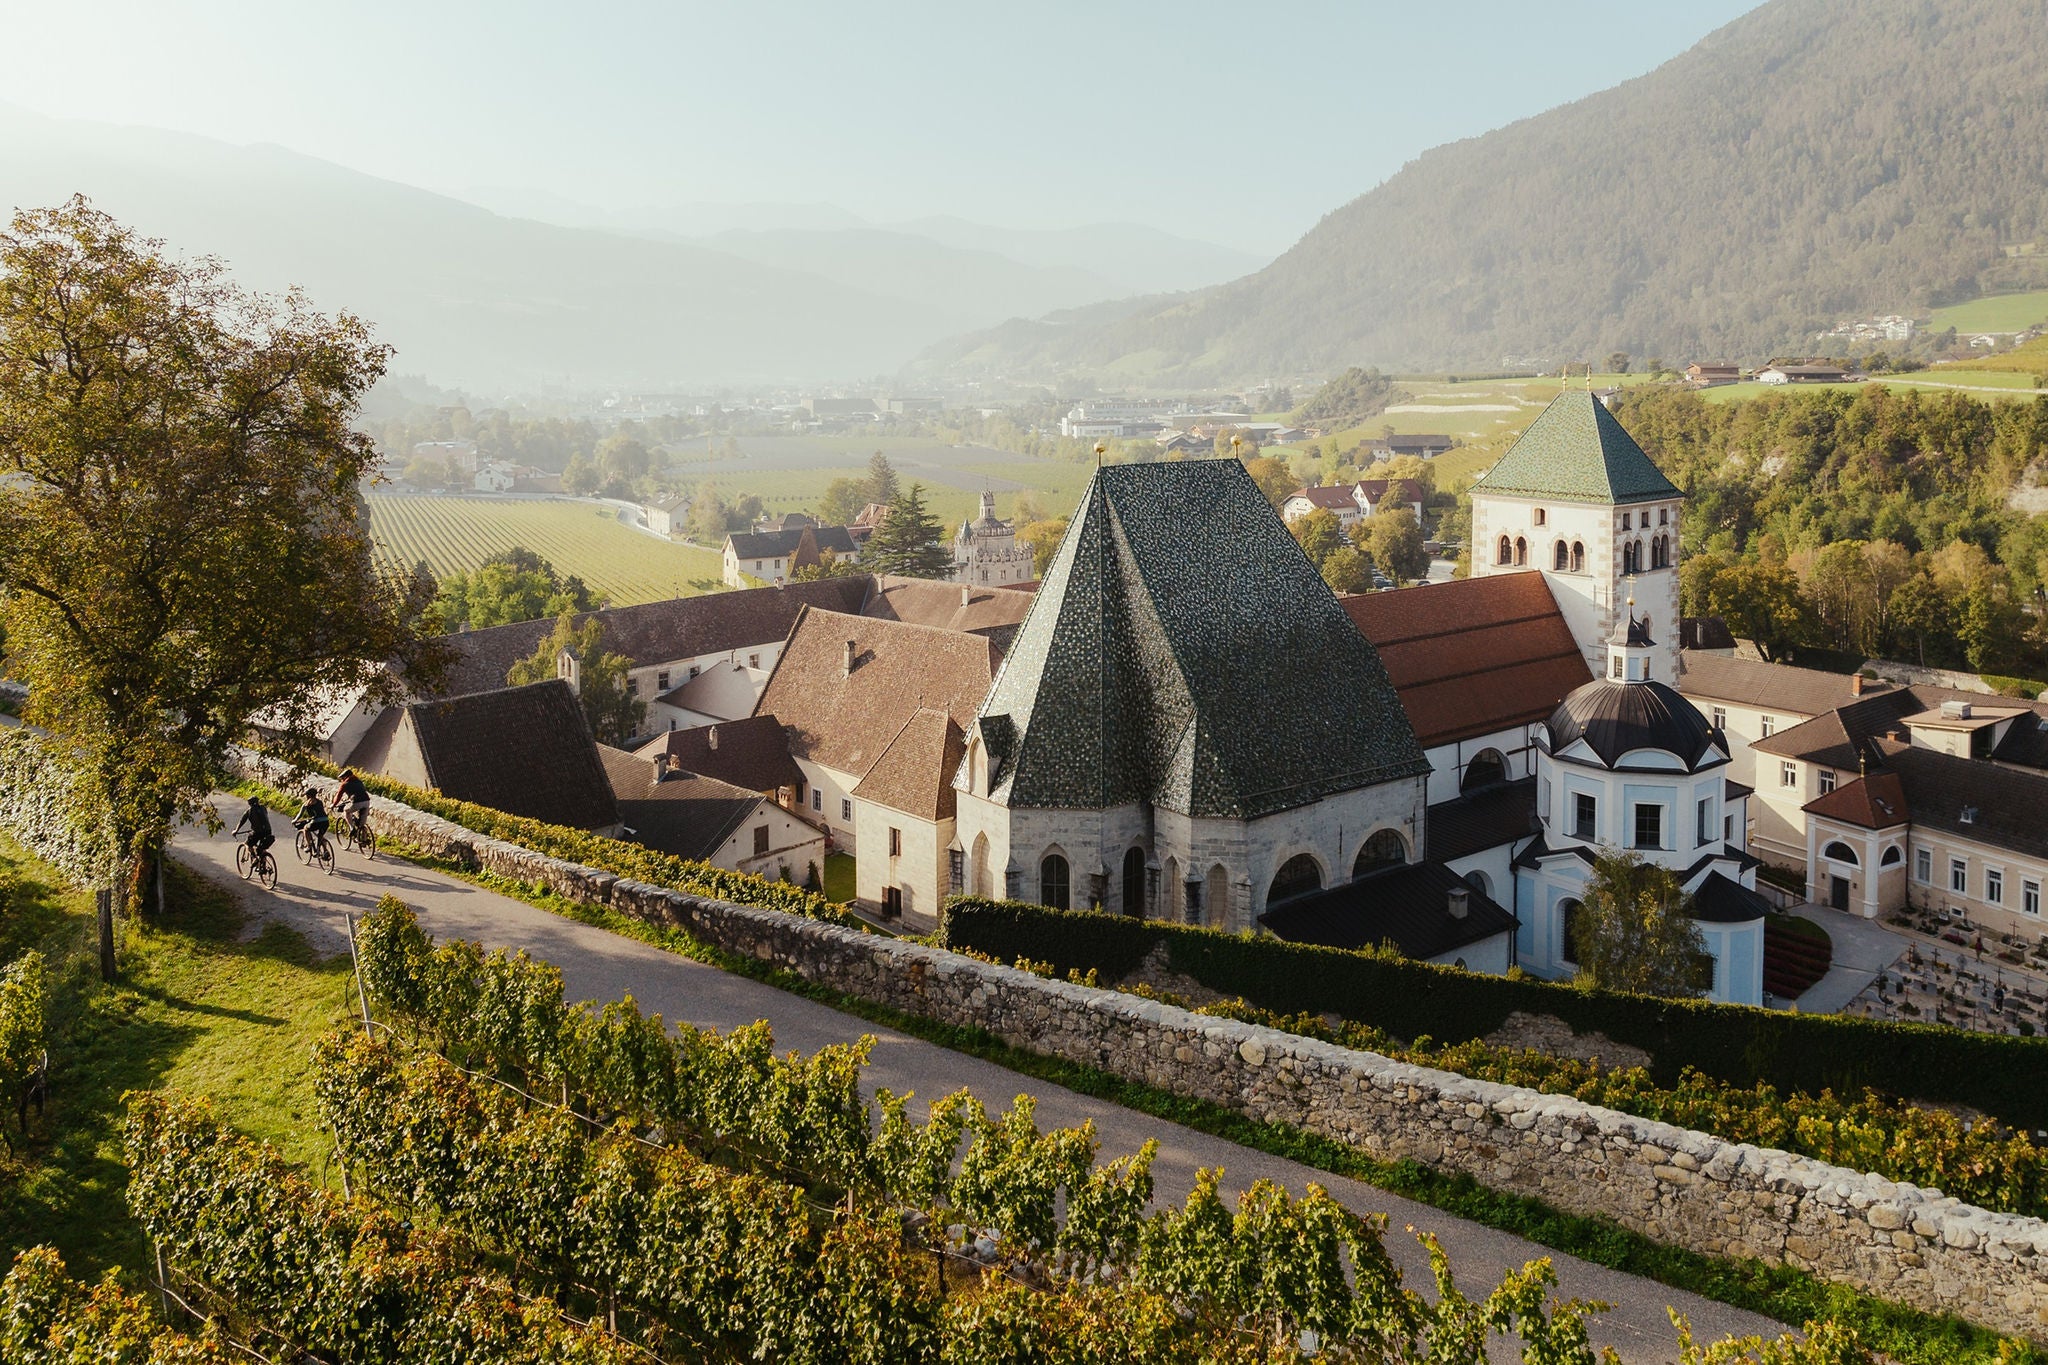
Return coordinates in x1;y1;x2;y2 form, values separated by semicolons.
314;835;335;875
257;850;279;891
235;843;253;880
294;828;313;864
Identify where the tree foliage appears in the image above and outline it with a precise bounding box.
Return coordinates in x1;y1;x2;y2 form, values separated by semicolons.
1366;508;1430;585
862;482;953;579
433;545;603;630
0;198;441;901
1017;518;1069;578
1291;368;1409;427
1571;852;1708;999
508;613;645;744
1290;508;1345;570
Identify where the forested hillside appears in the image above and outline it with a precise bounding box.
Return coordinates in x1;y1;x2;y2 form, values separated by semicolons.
921;0;2048;384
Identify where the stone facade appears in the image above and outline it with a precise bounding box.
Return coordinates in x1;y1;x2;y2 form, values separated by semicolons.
244;761;2048;1342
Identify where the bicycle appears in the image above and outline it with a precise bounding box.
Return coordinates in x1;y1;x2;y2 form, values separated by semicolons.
235;838;280;891
336;808;377;859
295;824;336;875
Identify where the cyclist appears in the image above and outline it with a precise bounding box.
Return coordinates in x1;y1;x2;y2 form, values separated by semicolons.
333;768;371;843
292;784;330;846
232;796;275;860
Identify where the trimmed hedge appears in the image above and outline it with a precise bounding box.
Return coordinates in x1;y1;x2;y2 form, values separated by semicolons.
939;897;2048;1130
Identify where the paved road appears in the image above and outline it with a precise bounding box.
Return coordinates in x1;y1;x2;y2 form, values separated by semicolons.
1789;903;1910;1015
171;800;1782;1361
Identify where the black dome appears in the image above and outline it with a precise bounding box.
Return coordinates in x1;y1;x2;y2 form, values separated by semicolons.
1545;679;1721;770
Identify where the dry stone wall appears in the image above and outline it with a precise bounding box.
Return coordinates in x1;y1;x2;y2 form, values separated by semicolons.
279;763;2048;1341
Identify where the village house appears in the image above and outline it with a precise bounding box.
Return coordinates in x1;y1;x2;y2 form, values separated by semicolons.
629;714;808;805
1279;483;1364;528
1365;433;1454;460
597;743;825;881
1756;363;1853;385
1684;362;1742;387
751;607;1000;919
1354;477;1426;523
721;524;861;586
644;495;692;536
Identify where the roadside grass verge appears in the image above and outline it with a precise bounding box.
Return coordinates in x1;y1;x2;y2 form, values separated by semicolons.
368;836;2038;1365
0;834;353;1281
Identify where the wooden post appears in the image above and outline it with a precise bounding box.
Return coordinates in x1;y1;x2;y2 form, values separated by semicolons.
97;888;115;982
344;912;372;1035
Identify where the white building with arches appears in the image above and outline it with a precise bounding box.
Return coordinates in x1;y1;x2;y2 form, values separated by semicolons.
948;460;1514;958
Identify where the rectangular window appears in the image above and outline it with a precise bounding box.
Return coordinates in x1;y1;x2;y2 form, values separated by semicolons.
888;827;902;857
657;670;671;691
1951;858;1968;894
752;825;769;856
748;653;761;668
1697;797;1713;845
1914;847;1932;883
1780;762;1797;788
1711;706;1727;730
1610;656;1623;679
2026;881;2041;917
841;798;853;823
1621;512;1632;530
1987;869;2004;904
1572;793;1597;840
1818;770;1836;795
1634;803;1662;850
810;788;823;813
1761;715;1776;738
627;677;640;696
1724;814;1733;841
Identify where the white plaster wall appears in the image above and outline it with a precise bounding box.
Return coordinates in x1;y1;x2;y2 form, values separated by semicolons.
794;759;861;853
1425;930;1512;975
1422;724;1540;806
853;802;950;920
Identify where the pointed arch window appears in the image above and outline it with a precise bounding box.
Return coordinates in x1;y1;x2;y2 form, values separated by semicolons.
1039;853;1070;910
1497;534;1513;567
1553;540;1569;570
1570;541;1585;573
1514;536;1527;566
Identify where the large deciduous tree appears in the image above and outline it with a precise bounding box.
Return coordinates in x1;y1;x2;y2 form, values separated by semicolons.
0;199;441;904
1366;507;1430;585
507;614;644;745
1571;851;1708;999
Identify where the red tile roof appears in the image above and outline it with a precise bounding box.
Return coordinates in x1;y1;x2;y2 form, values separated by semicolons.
1803;769;1909;829
1287;484;1357;510
1341;573;1592;748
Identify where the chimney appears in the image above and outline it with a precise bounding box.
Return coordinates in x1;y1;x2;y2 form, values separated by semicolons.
843;639;857;676
961;585;972;607
1850;673;1863;697
707;725;720;751
1447;886;1470;920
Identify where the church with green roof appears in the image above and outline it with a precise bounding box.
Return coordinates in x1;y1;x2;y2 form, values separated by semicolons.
1470;389;1684;686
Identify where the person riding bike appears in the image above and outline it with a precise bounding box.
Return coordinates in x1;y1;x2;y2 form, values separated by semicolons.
232;796;275;859
293;785;330;841
333;769;370;841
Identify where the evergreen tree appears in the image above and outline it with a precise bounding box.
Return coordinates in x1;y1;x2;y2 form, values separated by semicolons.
865;451;901;508
861;482;953;579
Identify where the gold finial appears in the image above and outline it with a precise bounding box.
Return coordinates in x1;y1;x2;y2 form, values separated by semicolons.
1093;441;1106;468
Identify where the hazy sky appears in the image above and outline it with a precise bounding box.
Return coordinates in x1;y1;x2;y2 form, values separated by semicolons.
0;1;1762;256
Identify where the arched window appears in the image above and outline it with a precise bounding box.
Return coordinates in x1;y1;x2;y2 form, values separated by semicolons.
1353;830;1408;878
1269;854;1323;904
1497;534;1513;566
1039;853;1070;909
1462;748;1508;792
1570;541;1585;573
970;832;992;898
1553;540;1569;570
1621;541;1639;575
1121;846;1146;918
1822;841;1859;866
1464;869;1492;900
1880;845;1903;867
1559;897;1583;966
1514;536;1528;566
1206;864;1230;927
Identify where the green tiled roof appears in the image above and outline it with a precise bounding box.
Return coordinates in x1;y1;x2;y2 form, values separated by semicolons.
972;460;1428;820
1474;391;1680;505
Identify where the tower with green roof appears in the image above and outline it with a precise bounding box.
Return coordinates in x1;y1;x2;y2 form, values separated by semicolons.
1469;390;1683;684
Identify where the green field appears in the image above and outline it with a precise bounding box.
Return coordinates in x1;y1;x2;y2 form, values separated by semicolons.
367;495;726;605
1928;288;2048;335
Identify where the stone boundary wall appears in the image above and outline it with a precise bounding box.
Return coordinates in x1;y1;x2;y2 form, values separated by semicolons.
238;754;2048;1340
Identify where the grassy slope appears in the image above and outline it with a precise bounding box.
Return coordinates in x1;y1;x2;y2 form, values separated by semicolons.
1928;288;2048;335
0;837;352;1280
366;496;728;605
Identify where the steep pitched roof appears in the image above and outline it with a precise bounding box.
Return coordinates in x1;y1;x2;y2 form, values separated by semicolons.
401;680;619;829
1676;652;1870;717
1287;485;1357;510
852;708;968;821
598;744;764;861
630;714;803;793
1257;861;1518;959
726;526;858;559
1472;391;1680;505
973;460;1427;819
431;577;870;697
1804;769;1910;829
754;607;1000;782
1342;574;1592;747
858;574;1036;645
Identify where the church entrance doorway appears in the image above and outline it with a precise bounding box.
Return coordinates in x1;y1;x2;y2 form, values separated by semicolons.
1829;876;1850;911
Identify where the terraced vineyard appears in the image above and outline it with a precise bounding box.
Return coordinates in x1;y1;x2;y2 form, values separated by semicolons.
366;495;727;606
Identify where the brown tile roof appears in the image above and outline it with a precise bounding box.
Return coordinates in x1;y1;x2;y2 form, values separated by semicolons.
1804;769;1910;829
1288;484;1357;510
1675;653;1870;717
431;577;870;696
1752;686;2048;767
598;744;763;861
630;714;803;794
753;607;1000;782
401;680;619;829
1355;478;1424;505
1876;738;2048;860
1341;573;1592;747
858;575;1036;644
852;708;967;821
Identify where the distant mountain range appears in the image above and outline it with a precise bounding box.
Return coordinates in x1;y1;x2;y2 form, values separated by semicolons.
915;0;2048;386
0;106;1262;389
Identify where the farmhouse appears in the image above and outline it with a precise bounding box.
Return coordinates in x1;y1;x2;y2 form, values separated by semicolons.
1365;433;1454;460
1757;363;1852;384
597;743;825;879
722;524;861;586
